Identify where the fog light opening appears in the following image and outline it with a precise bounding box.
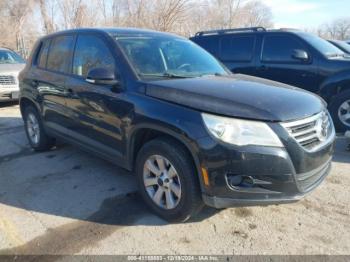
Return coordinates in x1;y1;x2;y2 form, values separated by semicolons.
226;174;255;188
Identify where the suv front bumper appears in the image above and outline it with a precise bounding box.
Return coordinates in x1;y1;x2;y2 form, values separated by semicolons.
195;128;335;209
202;158;331;208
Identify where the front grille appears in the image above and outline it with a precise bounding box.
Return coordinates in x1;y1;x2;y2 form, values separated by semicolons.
281;111;334;152
0;75;16;85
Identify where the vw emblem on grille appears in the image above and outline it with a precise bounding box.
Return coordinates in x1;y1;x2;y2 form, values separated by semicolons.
316;112;329;142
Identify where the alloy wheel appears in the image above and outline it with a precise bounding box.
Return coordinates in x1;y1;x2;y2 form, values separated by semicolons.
143;155;182;210
338;99;350;128
26;113;40;145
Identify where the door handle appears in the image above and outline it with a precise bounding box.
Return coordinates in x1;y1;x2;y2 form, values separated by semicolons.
66;88;79;99
31;80;38;87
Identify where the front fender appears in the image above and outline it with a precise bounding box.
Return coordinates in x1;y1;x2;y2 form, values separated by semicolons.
125;93;209;192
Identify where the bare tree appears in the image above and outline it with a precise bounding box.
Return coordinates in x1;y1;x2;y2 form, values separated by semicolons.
0;0;35;56
327;18;350;40
58;0;100;29
152;0;190;32
240;0;273;28
37;0;56;34
315;18;350;40
0;0;275;53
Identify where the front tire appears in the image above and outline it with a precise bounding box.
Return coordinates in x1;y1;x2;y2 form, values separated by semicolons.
136;137;203;222
23;106;55;151
329;90;350;133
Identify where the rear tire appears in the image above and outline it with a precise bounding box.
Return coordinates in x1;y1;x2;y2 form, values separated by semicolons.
23;105;55;151
135;137;203;222
329;90;350;133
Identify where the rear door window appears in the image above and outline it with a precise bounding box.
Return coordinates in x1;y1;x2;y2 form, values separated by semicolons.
72;34;115;77
47;35;75;73
220;36;255;62
262;35;306;63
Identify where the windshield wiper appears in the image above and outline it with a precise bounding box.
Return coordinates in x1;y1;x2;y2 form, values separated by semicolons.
198;72;226;77
163;72;190;78
140;72;192;79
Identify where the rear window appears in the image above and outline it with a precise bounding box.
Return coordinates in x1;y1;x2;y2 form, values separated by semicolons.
220;36;255;62
46;35;75;73
37;40;50;68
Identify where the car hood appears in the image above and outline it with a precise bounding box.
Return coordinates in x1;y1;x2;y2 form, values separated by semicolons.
145;74;325;122
0;63;25;74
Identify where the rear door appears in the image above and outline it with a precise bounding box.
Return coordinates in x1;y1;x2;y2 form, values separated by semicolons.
257;34;318;91
219;34;257;75
32;35;75;131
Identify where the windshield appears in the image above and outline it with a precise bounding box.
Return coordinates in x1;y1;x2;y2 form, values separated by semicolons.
115;36;228;79
331;40;350;54
0;50;25;64
298;33;345;58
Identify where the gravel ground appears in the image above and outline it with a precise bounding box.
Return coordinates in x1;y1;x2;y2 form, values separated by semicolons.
0;102;349;255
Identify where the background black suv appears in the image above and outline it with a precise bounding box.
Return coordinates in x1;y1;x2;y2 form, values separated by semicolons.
191;27;350;132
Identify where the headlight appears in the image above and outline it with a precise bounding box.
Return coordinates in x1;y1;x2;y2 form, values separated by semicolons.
202;113;283;147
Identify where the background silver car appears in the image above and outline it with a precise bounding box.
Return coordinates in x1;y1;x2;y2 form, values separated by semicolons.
0;48;25;102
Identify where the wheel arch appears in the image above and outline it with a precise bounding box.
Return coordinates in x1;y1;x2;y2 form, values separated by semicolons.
19;97;40;117
127;124;206;193
319;74;350;104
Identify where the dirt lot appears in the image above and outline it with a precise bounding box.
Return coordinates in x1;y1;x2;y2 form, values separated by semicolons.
0;102;349;255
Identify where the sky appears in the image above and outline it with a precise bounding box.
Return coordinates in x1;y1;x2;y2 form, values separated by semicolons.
261;0;350;29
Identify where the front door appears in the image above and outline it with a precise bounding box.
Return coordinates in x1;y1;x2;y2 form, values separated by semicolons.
64;34;127;162
257;34;319;93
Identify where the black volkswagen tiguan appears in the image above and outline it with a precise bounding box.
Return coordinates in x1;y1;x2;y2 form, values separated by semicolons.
19;28;335;222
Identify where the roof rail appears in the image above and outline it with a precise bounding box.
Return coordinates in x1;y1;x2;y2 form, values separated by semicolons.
278;28;300;31
194;27;266;37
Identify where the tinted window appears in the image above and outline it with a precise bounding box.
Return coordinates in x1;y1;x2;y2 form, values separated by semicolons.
47;35;74;73
262;35;306;63
73;35;115;77
331;40;350;54
37;41;50;68
193;37;219;56
220;36;255;61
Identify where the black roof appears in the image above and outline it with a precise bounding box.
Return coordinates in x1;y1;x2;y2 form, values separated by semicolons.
41;27;181;40
192;27;303;38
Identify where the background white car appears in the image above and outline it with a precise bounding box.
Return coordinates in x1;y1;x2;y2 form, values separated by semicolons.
0;48;25;102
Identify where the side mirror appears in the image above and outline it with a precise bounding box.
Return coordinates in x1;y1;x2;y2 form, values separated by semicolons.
292;49;309;62
86;68;119;86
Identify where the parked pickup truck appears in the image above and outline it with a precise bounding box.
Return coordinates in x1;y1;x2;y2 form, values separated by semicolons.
191;27;350;132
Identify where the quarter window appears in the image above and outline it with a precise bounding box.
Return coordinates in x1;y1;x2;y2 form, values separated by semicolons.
220;36;255;61
37;40;50;68
262;35;306;63
46;35;75;73
73;35;115;77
